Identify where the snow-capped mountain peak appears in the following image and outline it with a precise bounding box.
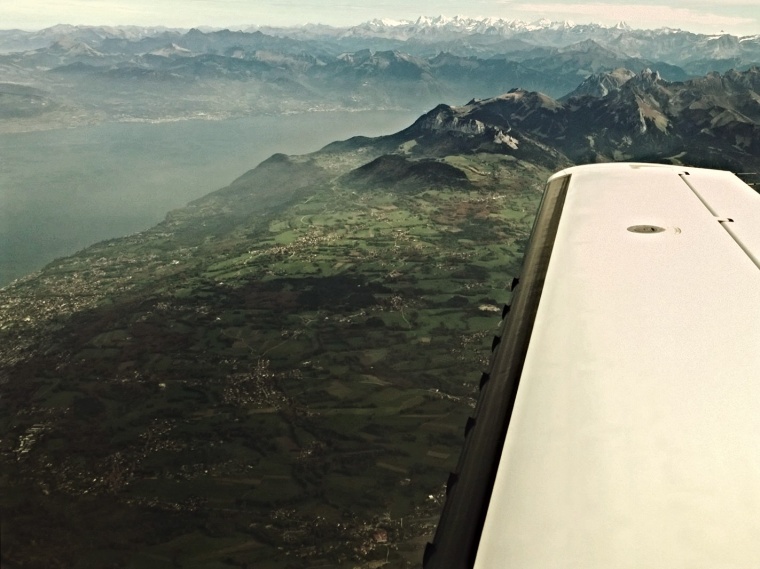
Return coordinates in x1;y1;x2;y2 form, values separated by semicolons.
342;15;650;41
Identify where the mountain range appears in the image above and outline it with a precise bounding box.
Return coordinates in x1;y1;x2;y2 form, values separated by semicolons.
2;65;759;567
1;18;759;131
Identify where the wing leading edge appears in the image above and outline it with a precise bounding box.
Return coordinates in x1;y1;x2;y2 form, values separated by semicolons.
424;163;760;569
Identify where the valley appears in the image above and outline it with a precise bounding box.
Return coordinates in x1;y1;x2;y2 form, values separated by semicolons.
1;139;552;567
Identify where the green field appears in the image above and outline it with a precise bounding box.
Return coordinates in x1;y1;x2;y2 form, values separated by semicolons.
0;129;555;567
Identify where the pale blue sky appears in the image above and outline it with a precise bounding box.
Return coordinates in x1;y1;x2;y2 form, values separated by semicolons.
2;0;758;36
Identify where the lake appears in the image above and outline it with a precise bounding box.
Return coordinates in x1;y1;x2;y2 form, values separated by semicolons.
0;110;422;286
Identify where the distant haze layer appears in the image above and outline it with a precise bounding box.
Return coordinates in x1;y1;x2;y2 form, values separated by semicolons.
2;2;758;36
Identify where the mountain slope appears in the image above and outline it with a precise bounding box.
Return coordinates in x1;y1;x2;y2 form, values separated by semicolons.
0;105;556;569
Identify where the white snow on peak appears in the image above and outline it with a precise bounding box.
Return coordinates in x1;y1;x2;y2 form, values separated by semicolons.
344;15;600;40
149;43;192;57
365;18;407;28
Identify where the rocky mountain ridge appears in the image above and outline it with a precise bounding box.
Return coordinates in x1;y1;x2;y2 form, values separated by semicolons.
4;18;759;65
391;67;760;171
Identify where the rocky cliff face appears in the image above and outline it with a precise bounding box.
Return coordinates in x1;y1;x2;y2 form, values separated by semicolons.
562;67;637;99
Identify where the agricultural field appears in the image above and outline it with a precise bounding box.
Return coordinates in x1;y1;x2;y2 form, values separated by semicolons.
0;132;556;567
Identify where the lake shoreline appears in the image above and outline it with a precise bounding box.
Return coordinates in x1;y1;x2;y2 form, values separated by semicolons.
0;109;422;286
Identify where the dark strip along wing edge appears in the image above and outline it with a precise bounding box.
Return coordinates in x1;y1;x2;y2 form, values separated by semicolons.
422;173;571;568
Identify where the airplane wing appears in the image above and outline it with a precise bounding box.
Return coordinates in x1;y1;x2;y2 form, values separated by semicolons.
423;162;760;568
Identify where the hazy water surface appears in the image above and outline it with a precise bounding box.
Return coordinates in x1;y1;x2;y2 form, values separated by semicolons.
0;110;420;286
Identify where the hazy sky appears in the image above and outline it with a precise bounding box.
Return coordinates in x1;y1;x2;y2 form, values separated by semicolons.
2;0;758;36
